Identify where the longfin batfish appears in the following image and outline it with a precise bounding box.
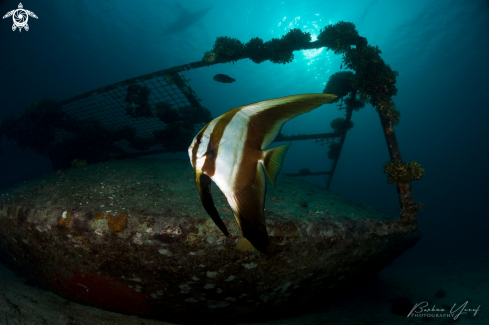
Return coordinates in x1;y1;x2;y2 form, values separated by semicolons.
188;93;337;253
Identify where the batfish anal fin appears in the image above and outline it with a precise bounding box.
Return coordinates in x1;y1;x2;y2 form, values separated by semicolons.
227;163;269;253
262;143;291;188
196;172;229;236
241;93;337;149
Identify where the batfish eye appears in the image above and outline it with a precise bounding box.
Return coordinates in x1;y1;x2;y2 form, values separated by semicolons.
196;135;203;144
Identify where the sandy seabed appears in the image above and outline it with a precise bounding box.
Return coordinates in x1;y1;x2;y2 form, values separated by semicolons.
1;259;487;325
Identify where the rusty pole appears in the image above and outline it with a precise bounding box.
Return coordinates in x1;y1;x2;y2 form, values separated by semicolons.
378;111;418;227
325;107;352;190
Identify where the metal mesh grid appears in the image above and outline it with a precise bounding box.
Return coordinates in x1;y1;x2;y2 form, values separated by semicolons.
56;73;202;157
1;63;348;188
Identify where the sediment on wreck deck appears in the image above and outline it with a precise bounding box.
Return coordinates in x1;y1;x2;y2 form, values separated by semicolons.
0;159;419;323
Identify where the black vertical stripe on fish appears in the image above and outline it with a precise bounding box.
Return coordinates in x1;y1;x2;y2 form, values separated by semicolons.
191;123;211;169
197;172;229;236
202;107;240;178
213;74;236;83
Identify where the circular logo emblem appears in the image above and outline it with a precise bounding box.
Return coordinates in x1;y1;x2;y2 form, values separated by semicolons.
13;9;28;28
2;3;38;32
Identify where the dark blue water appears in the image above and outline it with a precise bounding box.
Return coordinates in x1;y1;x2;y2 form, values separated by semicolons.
1;0;488;312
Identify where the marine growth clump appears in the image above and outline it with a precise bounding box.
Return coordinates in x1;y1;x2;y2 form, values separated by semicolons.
383;160;425;184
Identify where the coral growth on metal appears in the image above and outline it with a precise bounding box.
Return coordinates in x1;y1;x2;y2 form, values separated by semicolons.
0;159;419;322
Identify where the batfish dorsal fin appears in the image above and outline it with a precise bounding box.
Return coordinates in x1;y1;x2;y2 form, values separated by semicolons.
240;93;337;149
196;171;229;236
226;162;269;253
262;143;290;188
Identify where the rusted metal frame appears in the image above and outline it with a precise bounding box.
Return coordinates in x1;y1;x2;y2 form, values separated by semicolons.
59;69;174;107
378;111;417;226
273;132;341;180
325;97;354;190
273;132;341;142
284;171;332;177
313;136;338;146
58;42;325;107
162;40;322;74
58;69;200;108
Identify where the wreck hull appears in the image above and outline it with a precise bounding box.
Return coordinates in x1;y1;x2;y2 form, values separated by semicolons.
0;159;419;323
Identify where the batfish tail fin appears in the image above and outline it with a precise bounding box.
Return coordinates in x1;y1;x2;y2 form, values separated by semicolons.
196;171;229;236
262;143;291;188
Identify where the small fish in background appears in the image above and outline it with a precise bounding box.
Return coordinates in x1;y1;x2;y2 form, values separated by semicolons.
213;74;236;83
188;93;337;253
340;63;342;69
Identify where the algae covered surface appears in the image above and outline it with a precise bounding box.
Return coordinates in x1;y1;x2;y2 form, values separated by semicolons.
0;159;415;323
0;158;391;226
2;260;486;325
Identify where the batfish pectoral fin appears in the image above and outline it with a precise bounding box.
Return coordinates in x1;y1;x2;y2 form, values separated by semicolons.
227;163;269;253
262;143;291;188
195;171;229;236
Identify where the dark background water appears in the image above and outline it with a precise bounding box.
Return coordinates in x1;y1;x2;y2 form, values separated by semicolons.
1;0;488;270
